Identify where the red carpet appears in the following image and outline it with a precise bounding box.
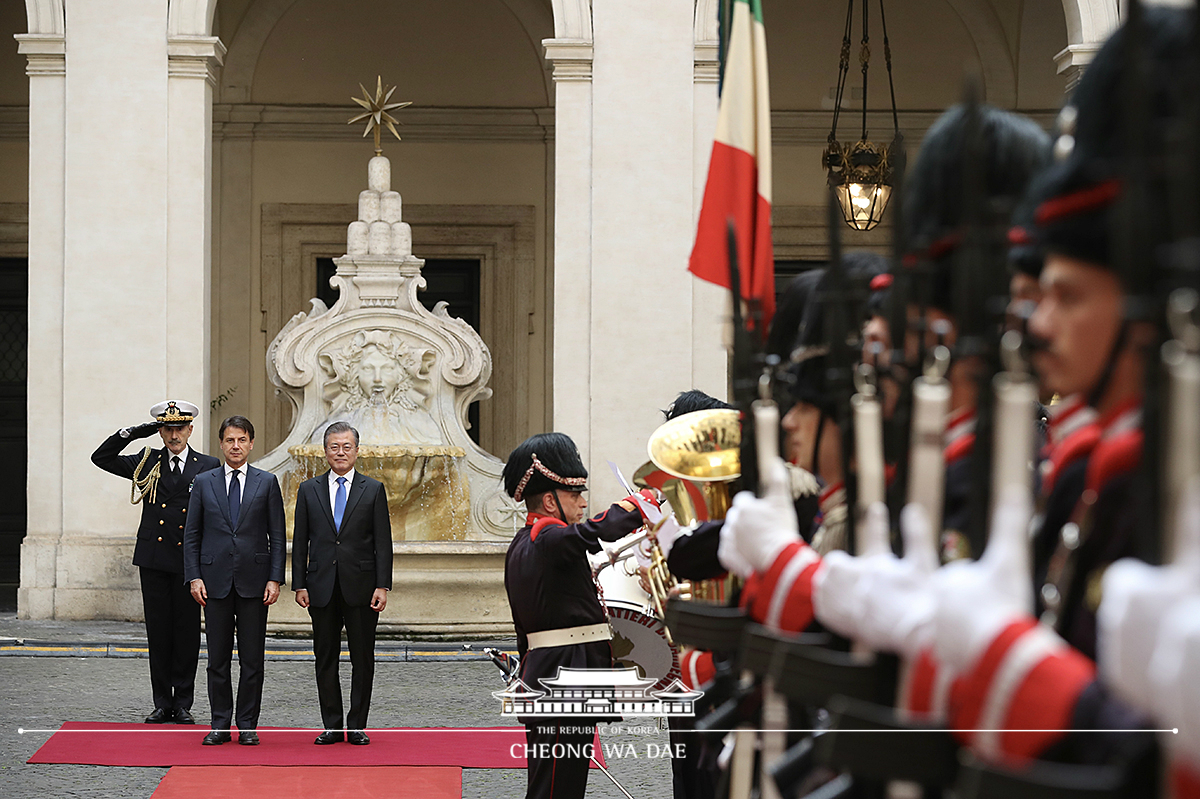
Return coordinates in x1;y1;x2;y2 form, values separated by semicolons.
28;722;603;768
151;766;461;798
150;763;458;791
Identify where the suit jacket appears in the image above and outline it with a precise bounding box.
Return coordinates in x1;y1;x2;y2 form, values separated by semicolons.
91;432;220;573
292;471;392;608
182;464;286;599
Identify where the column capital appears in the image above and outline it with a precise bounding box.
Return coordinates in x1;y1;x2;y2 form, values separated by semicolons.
168;36;227;86
15;33;65;77
694;43;719;85
1054;43;1102;92
543;38;594;82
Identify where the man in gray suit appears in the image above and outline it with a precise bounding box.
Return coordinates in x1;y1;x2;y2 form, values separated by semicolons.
183;415;286;746
292;421;392;746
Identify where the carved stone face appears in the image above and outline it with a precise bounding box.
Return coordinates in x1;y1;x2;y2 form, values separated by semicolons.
354;344;403;398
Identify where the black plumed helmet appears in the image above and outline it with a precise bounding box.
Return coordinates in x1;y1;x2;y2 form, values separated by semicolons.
904;104;1052;313
503;432;588;501
767;269;827;360
1030;5;1195;285
1007;191;1044;279
787;252;889;414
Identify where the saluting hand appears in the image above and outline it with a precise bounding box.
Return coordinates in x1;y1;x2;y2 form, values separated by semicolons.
264;580;280;606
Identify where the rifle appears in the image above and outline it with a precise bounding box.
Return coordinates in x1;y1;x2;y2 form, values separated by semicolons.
954;82;1007;555
1117;0;1163;566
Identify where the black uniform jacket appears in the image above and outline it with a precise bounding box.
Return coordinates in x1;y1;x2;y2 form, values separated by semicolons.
91;433;220;573
505;505;645;693
182;465;286;600
291;471;392;608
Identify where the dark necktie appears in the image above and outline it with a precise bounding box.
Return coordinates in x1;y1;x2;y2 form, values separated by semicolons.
171;456;181;476
334;476;348;531
228;470;241;528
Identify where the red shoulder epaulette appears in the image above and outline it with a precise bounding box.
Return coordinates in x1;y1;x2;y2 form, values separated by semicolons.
944;432;975;466
1084;428;1143;494
529;515;566;542
1041;424;1102;496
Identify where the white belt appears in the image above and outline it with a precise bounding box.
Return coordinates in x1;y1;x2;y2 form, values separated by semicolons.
526;622;612;650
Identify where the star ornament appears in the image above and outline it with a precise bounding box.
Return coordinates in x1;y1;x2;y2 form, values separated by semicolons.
349;76;412;154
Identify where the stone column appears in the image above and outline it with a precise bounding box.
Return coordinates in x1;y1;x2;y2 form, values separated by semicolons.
587;0;698;499
21;0;191;619
15;30;65;619
691;35;728;401
543;38;594;465
167;36;224;444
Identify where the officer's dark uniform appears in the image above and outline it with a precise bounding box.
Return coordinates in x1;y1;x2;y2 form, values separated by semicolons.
91;402;219;722
502;433;648;799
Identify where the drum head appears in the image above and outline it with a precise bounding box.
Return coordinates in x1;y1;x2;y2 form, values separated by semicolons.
605;600;680;692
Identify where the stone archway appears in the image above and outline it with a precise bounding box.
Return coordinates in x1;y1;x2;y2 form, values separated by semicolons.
168;0;218;36
222;0;559;103
1056;0;1120;87
22;0;63;34
550;0;591;40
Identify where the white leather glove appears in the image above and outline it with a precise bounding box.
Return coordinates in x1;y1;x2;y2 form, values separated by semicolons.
1100;478;1200;714
1149;595;1200;764
812;502;892;639
855;503;941;659
719;457;800;575
716;505;755;579
652;514;684;561
931;485;1034;673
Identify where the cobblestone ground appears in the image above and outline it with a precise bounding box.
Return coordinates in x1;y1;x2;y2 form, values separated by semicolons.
0;619;674;799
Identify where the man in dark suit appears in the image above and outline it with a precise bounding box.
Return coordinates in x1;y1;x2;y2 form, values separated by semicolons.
292;421;392;746
92;400;220;725
183;415;286;746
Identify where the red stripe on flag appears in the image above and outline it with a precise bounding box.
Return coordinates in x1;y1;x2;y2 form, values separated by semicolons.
689;141;775;328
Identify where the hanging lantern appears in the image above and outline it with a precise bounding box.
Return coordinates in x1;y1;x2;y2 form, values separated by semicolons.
823;0;901;232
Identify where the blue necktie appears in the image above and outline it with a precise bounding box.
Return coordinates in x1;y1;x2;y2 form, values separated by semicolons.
334;476;347;532
228;469;241;528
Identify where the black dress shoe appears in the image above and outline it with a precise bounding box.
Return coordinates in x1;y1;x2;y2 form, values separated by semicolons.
314;730;344;745
202;730;231;745
173;708;196;725
145;708;171;724
347;730;370;746
238;731;260;746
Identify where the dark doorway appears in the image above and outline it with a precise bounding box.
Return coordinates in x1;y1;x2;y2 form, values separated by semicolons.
0;258;27;612
315;257;483;444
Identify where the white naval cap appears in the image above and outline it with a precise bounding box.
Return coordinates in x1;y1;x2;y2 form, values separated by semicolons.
150;400;199;427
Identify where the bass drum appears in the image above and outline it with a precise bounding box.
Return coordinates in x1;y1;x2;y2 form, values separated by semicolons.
604;599;681;693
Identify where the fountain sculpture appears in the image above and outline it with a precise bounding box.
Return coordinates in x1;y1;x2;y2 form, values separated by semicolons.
257;92;520;633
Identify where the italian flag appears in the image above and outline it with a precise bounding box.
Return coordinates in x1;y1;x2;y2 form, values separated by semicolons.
689;0;774;329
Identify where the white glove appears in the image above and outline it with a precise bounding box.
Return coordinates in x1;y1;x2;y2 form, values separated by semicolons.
1101;478;1200;715
1149;595;1200;764
855;503;941;659
719;457;800;575
931;485;1034;673
653;514;684;562
812;502;892;639
716;505;755;578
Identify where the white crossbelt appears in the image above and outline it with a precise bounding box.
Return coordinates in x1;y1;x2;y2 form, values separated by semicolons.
526;622;612;650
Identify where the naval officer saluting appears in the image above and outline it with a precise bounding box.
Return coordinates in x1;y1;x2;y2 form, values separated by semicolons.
91;400;220;724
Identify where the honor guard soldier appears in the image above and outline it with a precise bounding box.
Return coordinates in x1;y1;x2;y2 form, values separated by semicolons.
502;433;656;799
92;400;220;724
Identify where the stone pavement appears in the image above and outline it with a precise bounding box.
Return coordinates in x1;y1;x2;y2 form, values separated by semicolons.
0;615;675;798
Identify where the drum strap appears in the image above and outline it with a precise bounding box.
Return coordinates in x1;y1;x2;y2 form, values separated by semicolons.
527;623;613;650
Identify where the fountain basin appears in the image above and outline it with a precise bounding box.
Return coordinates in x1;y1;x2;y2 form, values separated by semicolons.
283;444;470;541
